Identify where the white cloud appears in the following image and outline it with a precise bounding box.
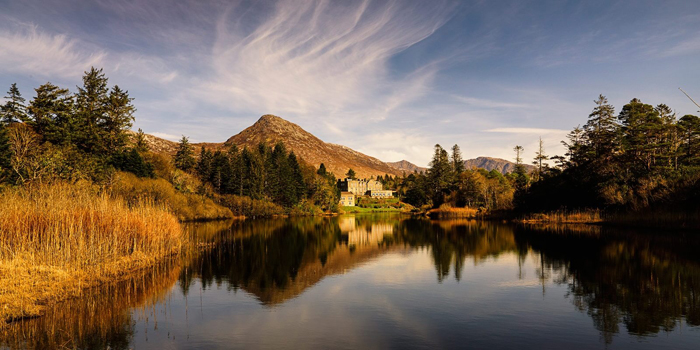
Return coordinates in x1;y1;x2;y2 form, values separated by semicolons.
197;0;455;121
0;24;105;78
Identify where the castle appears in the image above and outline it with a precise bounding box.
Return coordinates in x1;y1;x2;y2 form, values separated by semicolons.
339;178;383;196
338;178;394;206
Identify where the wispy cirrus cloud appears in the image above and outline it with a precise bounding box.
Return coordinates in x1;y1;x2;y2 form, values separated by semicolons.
0;23;105;78
198;0;456;121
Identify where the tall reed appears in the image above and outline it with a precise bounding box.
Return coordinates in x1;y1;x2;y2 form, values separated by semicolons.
0;182;184;323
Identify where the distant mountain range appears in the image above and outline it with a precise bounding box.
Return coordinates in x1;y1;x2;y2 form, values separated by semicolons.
132;115;532;178
464;157;536;174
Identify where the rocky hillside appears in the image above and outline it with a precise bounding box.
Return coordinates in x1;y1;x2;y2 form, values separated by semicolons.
387;160;427;174
224;115;402;179
464;157;535;174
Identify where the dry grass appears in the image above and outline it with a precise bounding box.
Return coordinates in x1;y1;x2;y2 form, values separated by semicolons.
111;172;233;221
428;205;480;219
518;209;603;224
0;183;185;324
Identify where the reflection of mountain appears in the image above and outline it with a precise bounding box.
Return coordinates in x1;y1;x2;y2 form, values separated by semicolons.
181;217;403;306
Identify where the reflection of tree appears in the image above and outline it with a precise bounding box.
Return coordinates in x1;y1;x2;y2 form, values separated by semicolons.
391;219;520;282
517;225;700;344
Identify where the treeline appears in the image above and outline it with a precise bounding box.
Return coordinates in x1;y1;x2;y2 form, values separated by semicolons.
173;139;340;213
0;68;151;183
397;144;516;210
517;95;700;214
0;68;233;220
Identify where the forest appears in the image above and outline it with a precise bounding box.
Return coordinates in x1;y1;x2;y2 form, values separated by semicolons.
391;94;700;225
518;95;700;220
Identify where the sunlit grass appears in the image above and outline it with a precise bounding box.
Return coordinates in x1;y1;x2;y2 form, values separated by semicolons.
0;183;185;324
518;209;603;224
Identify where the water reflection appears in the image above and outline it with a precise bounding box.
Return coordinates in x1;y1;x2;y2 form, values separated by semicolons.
519;224;700;344
1;262;181;349
3;215;700;349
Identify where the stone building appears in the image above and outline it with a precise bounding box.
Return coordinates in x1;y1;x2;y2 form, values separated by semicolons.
369;190;394;199
338;178;383;196
339;192;355;206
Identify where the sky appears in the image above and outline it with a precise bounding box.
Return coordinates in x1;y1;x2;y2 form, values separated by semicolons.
1;0;699;167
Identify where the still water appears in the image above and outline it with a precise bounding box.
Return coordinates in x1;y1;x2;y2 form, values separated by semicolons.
3;214;700;349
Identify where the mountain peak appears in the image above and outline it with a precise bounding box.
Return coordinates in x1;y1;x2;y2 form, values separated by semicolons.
224;115;402;179
256;114;286;124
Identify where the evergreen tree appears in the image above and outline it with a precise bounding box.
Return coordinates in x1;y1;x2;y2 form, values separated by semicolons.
287;152;305;206
74;67;110;154
226;144;242;195
174;136;196;171
197;146;213;179
532;138;548;182
0;83;28;124
583;95;617;160
513;145;528;190
317;163;327;176
618;98;663;174
428;144;452;206
135;128;148;153
103;85;135;151
678;115;700;165
451;144;465;175
27;82;73;142
111;148;154;178
346;168;356;179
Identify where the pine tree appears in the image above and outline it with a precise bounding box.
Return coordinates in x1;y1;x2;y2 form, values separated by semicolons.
27;82;73;142
451;144;465;174
317;163;327;176
197;146;213;179
135;128;148;153
174;136;196;171
103;85;135;151
678;115;700;165
74;67;110;154
428;144;452;206
618;98;663;174
583;95;617;160
1;83;28;124
346;168;356;179
532;138;548;182
226;144;242;195
513;145;528;190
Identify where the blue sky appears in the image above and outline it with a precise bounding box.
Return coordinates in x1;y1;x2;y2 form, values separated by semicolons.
1;0;699;166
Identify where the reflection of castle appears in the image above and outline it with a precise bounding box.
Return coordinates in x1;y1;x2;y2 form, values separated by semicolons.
339;217;394;246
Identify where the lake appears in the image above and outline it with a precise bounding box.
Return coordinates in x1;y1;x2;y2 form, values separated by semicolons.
3;214;700;349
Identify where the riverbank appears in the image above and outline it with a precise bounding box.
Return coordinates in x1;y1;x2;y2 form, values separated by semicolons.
514;208;700;230
0;183;185;325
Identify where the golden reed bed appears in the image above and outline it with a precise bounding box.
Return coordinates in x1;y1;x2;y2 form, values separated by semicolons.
0;183;185;324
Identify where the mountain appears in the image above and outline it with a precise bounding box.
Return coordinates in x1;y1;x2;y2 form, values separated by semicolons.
464;157;535;174
130;115;531;179
387;160;427;174
223;115;402;179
